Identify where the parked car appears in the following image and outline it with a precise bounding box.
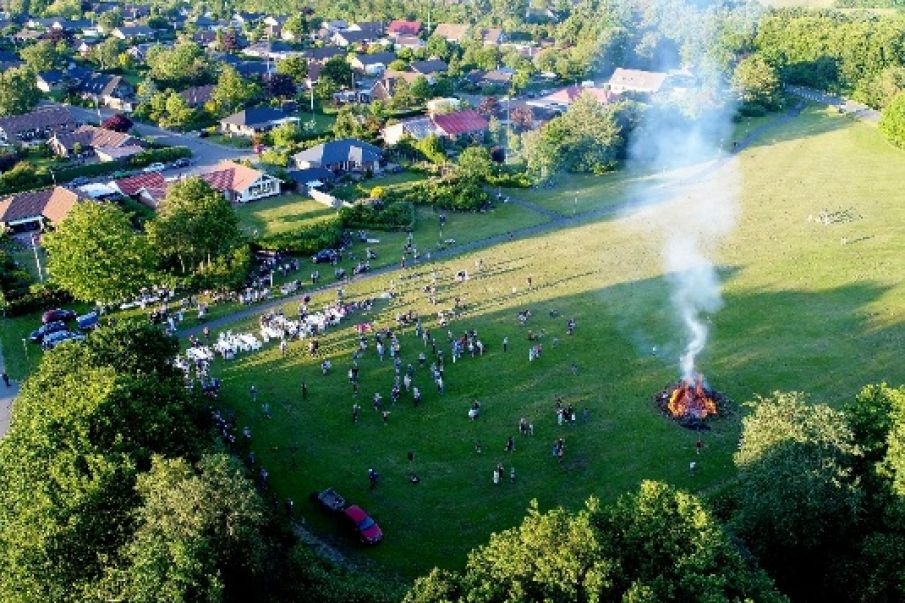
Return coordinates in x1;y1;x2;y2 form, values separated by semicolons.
171;158;190;168
42;308;76;324
143;162;166;173
311;489;383;545
76;311;99;331
69;176;90;186
41;330;85;350
29;320;67;343
311;248;338;264
342;505;383;545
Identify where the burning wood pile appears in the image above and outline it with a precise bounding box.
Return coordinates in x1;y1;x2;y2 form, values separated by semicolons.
655;374;729;428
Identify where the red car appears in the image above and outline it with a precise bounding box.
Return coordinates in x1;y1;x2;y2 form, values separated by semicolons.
343;505;383;545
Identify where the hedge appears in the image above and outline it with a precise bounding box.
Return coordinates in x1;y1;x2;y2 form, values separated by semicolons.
5;283;73;318
384;177;490;211
339;201;415;231
253;216;343;255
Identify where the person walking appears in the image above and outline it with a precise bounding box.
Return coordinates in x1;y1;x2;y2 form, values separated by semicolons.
301;381;308;400
250;385;257;403
368;468;379;489
1;372;10;388
352;403;361;423
502;337;508;353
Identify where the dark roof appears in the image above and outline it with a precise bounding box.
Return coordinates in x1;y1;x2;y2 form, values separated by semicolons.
232;61;271;78
287;168;336;185
37;70;66;85
353;22;385;35
221;106;290;128
304;46;346;62
354;52;396;66
116;25;155;37
0;105;75;140
293;138;383;166
180;84;215;108
335;30;374;43
410;59;448;74
76;74;133;97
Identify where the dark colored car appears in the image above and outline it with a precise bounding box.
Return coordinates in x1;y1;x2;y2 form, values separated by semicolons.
343;505;383;545
29;320;67;343
313;488;347;512
311;249;338;264
42;308;76;324
172;158;191;168
41;330;85;350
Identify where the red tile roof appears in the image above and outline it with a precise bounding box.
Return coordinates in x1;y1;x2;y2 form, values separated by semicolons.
0;186;80;225
200;161;267;193
387;19;421;35
541;85;619;105
431;109;489;136
114;172;167;202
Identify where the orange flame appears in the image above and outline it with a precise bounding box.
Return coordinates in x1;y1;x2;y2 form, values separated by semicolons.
667;375;718;420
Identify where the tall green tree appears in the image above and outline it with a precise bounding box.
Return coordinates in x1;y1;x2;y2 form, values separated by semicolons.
209;65;260;116
93;37;126;71
457;146;493;182
880;92;905;149
147;178;242;277
19;40;66;72
331;106;364;139
43;201;153;304
146;41;213;88
732;54;781;114
732;391;861;600
0;67;40;117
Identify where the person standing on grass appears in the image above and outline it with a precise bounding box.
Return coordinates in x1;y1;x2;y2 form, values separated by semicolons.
250;385;257;403
301;381;308;400
352;403;361;423
503;337;508;352
695;437;703;455
2;372;10;387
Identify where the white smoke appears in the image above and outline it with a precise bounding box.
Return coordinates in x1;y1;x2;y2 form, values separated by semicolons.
623;95;740;380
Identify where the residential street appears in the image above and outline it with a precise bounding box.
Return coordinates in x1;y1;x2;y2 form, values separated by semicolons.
64;104;254;175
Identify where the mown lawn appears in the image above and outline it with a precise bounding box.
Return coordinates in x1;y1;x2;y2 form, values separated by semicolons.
204;104;905;579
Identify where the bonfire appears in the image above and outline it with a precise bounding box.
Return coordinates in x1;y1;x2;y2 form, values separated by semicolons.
655;374;729;429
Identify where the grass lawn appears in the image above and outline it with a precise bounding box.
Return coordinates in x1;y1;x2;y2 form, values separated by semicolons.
332;170;428;202
199;103;905;580
503;169;657;216
236;194;335;238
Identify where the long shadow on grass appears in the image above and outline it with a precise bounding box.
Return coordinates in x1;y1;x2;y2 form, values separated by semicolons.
737;104;850;151
209;269;905;578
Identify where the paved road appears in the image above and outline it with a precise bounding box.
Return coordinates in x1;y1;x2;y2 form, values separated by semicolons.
0;343;20;438
785;85;881;123
65;105;254;174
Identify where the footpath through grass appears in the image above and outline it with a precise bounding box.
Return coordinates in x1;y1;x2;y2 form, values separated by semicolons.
206;104;905;578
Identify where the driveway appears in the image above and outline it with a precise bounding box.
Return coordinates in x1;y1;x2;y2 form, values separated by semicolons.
785;85;881;123
64;104;255;175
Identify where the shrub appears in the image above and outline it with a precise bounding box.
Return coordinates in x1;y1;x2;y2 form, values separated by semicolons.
340;201;415;231
254;216;342;255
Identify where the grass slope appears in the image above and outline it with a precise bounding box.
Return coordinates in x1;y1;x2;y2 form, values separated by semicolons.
209;105;905;578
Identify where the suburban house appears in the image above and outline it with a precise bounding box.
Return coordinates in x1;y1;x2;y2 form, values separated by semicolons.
0;50;22;70
287;167;336;189
369;70;422;101
35;70;66;93
111;25;156;41
431;109;489;141
608;68;668;95
48;125;141;161
302;46;346;65
180;84;215;109
432;23;469;44
220;107;299;137
476;68;514;88
395;35;425;50
332;29;379;47
111;172;168;208
411;59;448;77
350;51;396;75
293;138;384;174
0;105;76;144
242;41;301;60
382;116;438;145
200;160;282;203
482;28;505;45
527;85;620;111
0;186;81;232
75;74;135;111
387;20;421;37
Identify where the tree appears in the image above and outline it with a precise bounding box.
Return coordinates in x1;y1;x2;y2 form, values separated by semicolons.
477;96;500;117
282;14;308;40
97;7;123;30
276;55;309;84
101;454;266;603
162;91;196;129
266;73;296;99
147;178;242;277
146;41;213;88
20;40;65;72
510;104;534;132
43;202;153;304
331;106;364;139
93;37;125;71
409;75;431;103
209;65;260;116
319;55;353;91
101;113;133;132
880;92;905;149
416;134;446;164
732;391;861;600
406;484;784;603
271;120;302;148
0;67;40;117
0;323;205;601
391;78;415;109
732;54;781;114
457;146;493;182
857;66;905;110
425;35;449;60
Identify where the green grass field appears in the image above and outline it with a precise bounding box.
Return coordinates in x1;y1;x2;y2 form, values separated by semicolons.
199;104;905;578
